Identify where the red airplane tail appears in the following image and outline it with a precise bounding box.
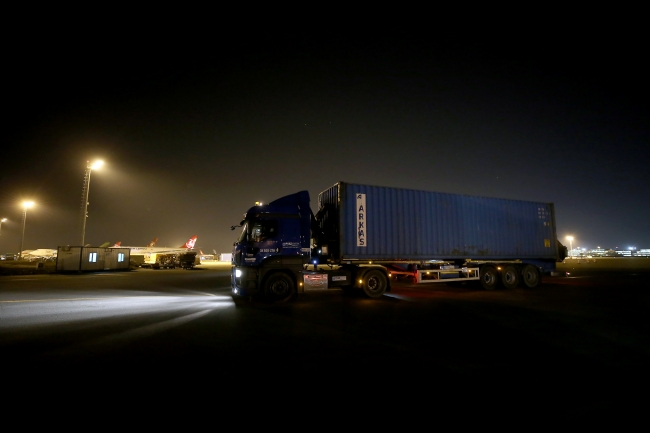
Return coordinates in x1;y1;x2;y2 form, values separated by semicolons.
146;238;158;247
112;241;122;247
181;236;197;249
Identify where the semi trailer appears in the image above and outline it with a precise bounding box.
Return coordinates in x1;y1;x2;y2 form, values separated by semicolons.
231;181;566;302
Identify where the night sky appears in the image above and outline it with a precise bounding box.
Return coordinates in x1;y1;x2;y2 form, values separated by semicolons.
2;35;648;255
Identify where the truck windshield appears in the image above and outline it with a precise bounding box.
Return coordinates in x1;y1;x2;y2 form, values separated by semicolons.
237;220;278;244
250;220;278;242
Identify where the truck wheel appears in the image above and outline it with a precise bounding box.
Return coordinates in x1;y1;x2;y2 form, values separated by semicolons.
521;265;540;288
480;266;499;290
361;270;388;298
264;272;296;302
501;265;519;289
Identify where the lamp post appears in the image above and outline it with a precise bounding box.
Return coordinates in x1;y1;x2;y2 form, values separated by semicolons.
0;218;6;236
566;236;574;258
19;202;34;259
80;160;104;246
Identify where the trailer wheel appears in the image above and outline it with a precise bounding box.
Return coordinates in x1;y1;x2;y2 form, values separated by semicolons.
501;265;519;289
361;270;388;298
264;272;296;302
480;266;499;290
521;265;540;288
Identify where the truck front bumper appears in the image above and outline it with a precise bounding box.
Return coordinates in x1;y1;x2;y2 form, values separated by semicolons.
231;267;261;297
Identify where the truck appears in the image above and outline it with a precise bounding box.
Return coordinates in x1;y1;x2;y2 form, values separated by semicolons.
151;253;178;269
231;181;567;302
178;252;200;269
149;252;199;269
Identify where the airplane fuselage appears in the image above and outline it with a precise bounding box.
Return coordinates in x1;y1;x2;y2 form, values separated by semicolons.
108;236;197;264
120;246;194;256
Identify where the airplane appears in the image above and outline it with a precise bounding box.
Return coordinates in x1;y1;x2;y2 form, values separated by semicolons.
19;248;58;260
86;242;120;248
107;239;149;248
107;239;152;248
110;236;198;259
104;239;146;249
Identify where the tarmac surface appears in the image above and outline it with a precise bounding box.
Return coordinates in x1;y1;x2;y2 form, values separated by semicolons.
1;258;648;420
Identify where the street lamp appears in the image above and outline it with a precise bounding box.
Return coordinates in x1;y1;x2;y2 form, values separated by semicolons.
566;236;574;258
80;160;104;246
0;218;6;236
19;202;35;259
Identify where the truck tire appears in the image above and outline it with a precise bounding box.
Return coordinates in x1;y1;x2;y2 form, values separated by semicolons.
501;265;519;289
264;272;296;302
480;265;499;290
521;265;540;288
361;270;388;298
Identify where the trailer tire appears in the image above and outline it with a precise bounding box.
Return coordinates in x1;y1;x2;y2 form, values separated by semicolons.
521;265;540;288
480;265;499;290
501;265;519;289
361;270;388;298
264;272;296;302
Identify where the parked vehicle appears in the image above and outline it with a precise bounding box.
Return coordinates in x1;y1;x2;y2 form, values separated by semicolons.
178;252;199;269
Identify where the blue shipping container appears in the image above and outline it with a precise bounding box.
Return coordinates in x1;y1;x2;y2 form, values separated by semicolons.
318;182;560;261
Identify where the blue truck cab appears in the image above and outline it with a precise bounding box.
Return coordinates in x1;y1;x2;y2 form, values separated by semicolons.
231;191;313;301
231;189;391;302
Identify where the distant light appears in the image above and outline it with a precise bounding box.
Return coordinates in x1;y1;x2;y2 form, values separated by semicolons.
89;160;104;170
565;236;574;258
22;201;35;209
255;201;263;206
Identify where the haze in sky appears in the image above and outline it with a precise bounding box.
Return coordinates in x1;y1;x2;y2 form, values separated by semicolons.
1;35;648;254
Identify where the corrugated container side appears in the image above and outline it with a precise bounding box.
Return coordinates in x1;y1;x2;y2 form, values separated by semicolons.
56;246;82;271
319;182;559;261
56;247;131;271
80;247;105;271
104;248;130;270
318;184;343;259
